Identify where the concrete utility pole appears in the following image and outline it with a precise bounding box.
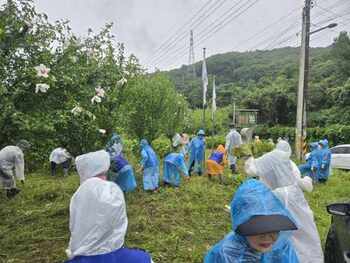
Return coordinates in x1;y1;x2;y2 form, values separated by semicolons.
296;0;311;161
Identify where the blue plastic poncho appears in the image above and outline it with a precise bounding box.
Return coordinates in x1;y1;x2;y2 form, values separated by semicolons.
298;142;319;180
106;133;123;158
188;134;206;175
108;155;137;192
163;153;188;187
317;139;331;181
204;179;299;263
140;139;159;190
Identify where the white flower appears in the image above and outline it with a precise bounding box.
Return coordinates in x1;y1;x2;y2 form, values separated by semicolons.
117;77;127;87
35;83;50;93
98;129;106;134
91;95;102;104
124;70;130;76
34;64;50;78
71;105;83;116
95;86;105;98
70;56;78;63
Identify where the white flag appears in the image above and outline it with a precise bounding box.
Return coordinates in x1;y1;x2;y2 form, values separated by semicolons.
212;75;216;120
202;50;208;106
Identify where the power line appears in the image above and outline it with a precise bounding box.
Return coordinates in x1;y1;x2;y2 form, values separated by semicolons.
156;0;260;69
145;0;230;65
150;0;243;67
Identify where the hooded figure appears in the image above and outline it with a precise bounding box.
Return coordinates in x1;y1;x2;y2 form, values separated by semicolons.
188;129;206;176
140;139;159;191
298;142;319;181
108;154;137;192
225;124;242;174
244;140;323;263
106;133;123;158
163;152;188;187
66;151;153;263
0;140;30;198
316;139;331;182
49;147;73;177
206;145;226;182
204;179;299;263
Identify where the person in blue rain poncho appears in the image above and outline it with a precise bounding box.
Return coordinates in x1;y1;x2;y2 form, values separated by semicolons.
163;151;189;187
316;139;332;183
298;142;319;181
106;133;123;158
204;179;299;263
140;139;159;191
188;129;206;176
108;154;137;192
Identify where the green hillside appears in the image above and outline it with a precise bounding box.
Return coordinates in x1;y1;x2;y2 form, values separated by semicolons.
166;37;350;127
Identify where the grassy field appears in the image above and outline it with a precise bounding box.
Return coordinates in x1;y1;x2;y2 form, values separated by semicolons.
0;163;349;263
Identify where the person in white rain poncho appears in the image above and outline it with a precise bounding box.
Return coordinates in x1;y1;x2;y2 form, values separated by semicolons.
225;123;242;174
244;140;323;263
0;140;30;198
49;147;73;177
66;150;154;263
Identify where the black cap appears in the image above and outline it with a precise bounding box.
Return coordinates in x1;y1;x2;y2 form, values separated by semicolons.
236;215;297;236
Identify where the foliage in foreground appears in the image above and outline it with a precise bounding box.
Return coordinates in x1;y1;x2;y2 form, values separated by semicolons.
1;166;349;263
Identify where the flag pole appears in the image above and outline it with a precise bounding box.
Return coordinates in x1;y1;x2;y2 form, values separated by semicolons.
202;47;207;130
212;75;216;150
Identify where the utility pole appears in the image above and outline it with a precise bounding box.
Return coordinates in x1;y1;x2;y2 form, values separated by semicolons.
296;0;311;161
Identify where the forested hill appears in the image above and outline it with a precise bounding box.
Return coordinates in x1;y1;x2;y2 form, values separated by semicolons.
165;35;350;127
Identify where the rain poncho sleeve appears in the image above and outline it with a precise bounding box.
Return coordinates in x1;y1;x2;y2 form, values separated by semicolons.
204;179;299;263
0;146;25;183
140;149;149;169
244;141;323;263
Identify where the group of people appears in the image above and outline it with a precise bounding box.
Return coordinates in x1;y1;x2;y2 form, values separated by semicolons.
0;127;331;262
298;139;332;183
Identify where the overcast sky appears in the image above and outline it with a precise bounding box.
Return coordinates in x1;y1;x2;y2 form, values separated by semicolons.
2;0;350;71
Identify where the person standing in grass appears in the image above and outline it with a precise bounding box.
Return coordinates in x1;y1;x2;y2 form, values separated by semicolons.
244;140;323;263
225;123;242;174
204;179;299;263
205;145;226;183
188;129;206;176
106;132;123;158
139;139;159;192
66;150;154;263
0;140;30;198
298;142;319;181
49;146;73;177
316;139;332;183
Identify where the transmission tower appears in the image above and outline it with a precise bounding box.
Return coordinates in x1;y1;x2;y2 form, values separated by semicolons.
188;30;196;78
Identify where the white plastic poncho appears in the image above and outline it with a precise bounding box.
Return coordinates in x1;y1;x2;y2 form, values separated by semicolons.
245;140;323;263
75;150;110;185
49;147;71;164
225;129;242;165
0;146;25;188
66;177;127;259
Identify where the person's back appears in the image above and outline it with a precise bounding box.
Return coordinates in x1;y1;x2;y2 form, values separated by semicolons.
0;146;23;166
49;147;71;164
209;151;224;164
